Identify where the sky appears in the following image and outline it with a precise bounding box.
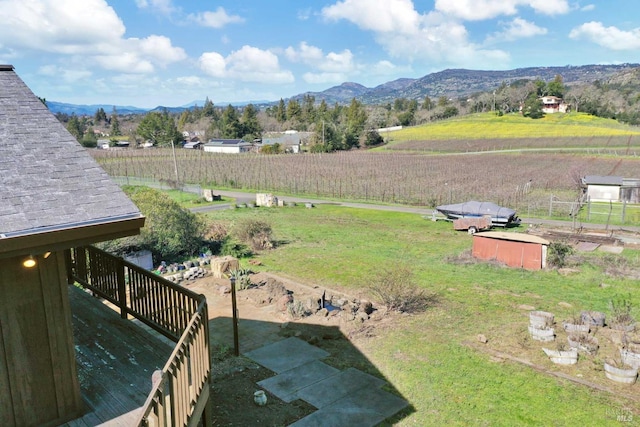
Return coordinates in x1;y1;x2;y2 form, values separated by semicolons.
0;0;638;108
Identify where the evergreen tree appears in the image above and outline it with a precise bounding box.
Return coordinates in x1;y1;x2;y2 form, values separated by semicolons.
110;107;121;136
220;105;243;138
275;98;286;123
241;103;262;140
136;110;181;146
66;114;84;142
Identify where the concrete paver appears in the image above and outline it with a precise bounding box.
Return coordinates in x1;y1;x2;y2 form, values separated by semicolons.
245;337;409;427
257;360;340;403
244;336;330;374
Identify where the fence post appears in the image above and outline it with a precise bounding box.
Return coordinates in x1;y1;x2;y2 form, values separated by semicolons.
549;194;553;217
76;247;87;284
622;200;627;223
117;258;127;319
587;196;591;221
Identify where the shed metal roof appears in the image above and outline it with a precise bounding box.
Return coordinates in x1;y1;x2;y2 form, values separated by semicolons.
473;232;550;245
582;175;623;186
0;65;142;242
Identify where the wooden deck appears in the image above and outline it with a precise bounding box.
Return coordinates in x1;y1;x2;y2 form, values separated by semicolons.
62;285;173;426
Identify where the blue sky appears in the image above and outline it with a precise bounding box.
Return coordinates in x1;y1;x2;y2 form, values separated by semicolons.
0;0;638;108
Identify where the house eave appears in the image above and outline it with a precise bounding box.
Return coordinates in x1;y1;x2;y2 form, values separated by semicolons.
0;215;145;259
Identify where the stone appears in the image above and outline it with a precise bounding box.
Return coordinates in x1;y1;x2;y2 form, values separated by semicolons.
359;301;374;315
558;302;573;308
356;312;369;322
306;297;320;312
341;310;356;322
316;308;329;317
277;294;293;312
210;256;240;279
218;285;231;295
477;334;488;344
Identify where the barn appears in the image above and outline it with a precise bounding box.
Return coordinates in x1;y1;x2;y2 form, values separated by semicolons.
472;232;550;270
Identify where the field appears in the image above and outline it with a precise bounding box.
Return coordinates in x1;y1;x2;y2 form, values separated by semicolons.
204;204;640;426
383;112;640;145
94;148;640;222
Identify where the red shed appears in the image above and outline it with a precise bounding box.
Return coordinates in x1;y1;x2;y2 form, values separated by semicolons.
472;232;550;270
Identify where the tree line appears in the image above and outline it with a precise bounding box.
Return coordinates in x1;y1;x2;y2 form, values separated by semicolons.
54;68;640;151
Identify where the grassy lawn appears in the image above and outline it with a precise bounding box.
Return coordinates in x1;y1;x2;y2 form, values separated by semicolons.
384;112;640;145
206;204;640;425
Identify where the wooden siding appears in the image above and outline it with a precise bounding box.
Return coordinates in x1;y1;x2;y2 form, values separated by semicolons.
472;235;545;270
0;252;83;426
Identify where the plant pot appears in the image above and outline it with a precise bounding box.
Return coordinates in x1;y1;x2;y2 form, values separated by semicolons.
567;333;599;355
530;311;554;329
543;347;578;365
581;311;605;327
529;325;555;342
562;322;589;334
604;361;638;384
620;349;640;370
253;390;267;406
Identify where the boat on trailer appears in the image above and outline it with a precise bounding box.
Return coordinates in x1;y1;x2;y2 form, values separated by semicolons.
433;201;521;227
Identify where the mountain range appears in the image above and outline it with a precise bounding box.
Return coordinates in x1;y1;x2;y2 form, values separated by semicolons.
47;63;639;116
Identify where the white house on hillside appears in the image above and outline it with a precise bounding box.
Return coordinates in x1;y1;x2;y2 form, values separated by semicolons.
541;96;570;114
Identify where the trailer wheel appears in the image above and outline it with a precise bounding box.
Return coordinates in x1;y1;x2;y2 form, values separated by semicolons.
468;226;478;235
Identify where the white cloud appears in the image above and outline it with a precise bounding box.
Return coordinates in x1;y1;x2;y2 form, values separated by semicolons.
321;1;509;69
302;72;347;85
0;0;125;54
0;0;186;74
285;42;355;73
434;0;569;20
199;45;294;83
176;76;204;86
488;17;547;42
322;0;420;34
136;35;187;66
135;0;176;15
569;22;640;50
38;65;92;83
188;7;244;28
580;4;596;12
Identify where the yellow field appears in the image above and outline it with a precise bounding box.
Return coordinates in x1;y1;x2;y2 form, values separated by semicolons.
386;112;640;143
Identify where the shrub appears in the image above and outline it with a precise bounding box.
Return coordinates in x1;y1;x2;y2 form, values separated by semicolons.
609;296;635;326
220;238;252;258
547;242;574;268
368;266;438;313
232;219;275;251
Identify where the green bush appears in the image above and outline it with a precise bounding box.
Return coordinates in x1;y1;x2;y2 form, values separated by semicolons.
220;238;252;258
99;186;204;263
547;242;574;268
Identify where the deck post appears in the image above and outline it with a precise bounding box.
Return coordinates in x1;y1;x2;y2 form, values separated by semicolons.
117;258;127;319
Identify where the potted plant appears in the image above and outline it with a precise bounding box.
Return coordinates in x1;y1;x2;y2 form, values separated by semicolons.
567;333;599;355
562;313;590;333
530;310;554;329
543;343;578;365
604;356;638;384
609;297;636;332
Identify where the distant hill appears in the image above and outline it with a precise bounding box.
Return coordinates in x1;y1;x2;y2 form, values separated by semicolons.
48;63;639;115
301;63;640;105
46;101;147;116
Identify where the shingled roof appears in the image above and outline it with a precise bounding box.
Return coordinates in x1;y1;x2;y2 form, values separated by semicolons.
0;65;144;256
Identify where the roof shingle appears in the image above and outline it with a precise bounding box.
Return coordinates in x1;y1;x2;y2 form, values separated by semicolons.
0;65;141;237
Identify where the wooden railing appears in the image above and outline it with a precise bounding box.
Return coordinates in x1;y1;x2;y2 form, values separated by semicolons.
67;246;211;426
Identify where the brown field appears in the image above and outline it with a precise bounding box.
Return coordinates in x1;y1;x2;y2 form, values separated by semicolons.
93;145;640;216
386;135;640;153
